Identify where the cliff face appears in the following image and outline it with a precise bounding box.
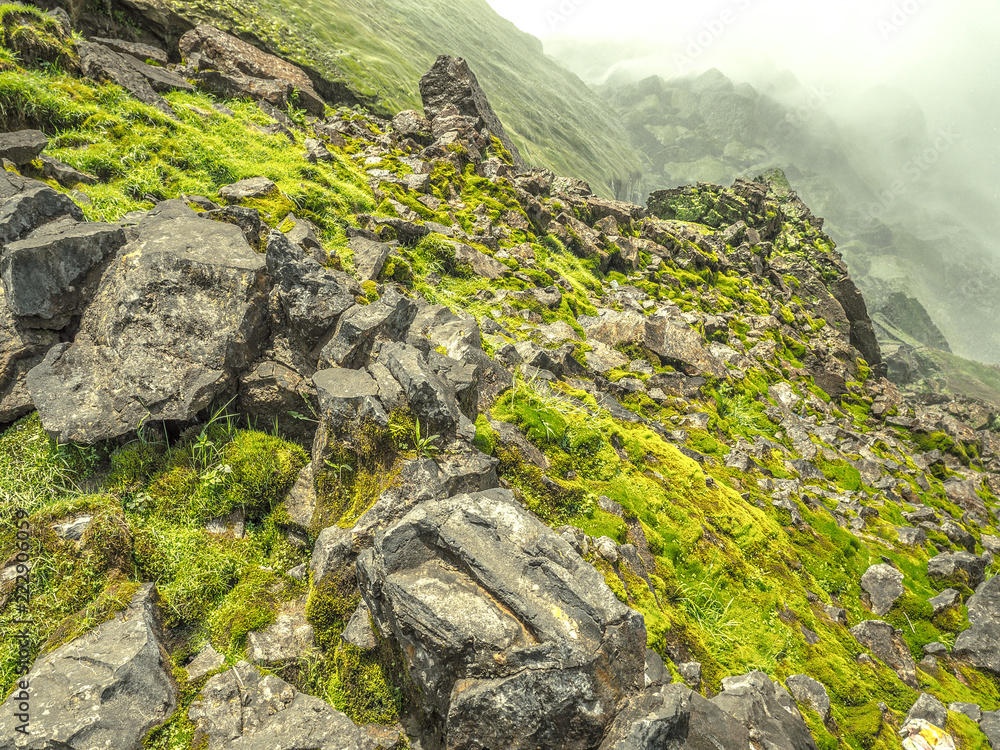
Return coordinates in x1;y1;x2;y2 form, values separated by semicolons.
2;8;1000;750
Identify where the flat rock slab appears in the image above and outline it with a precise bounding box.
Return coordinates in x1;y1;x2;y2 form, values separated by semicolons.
850;619;917;687
0;130;47;166
78;41;176;119
247;598;315;664
0;584;175;750
218;176;279;203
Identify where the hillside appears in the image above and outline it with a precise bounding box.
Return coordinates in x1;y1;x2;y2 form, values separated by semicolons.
2;7;1000;750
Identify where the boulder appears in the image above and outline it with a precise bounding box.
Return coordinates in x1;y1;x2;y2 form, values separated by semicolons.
218;176;279;203
0;285;58;423
1;222;126;328
0;585;175;750
90;36;168;66
954;577;1000;675
246;598;315;665
312;366;388;435
929;588;961;617
860;563;904;616
419;55;526;170
850;619;917;686
980;710;1000;748
906;692;948;729
785;674;832;722
357;489;645;749
927;551;987;590
35;155;98;188
179;25;326;115
188;661;386;750
391;109;433;144
0;184;84;247
77;41;175;119
941;520;976;553
378;341;462;433
0;130;47;166
185;644;226;681
712;671;818;750
349;235;392;281
318;289;416;369
236;360;317;444
454;242;507;279
26;201;269;442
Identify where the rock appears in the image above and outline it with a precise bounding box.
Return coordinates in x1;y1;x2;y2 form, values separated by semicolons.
860;563;904;616
90;36;168;66
924;642;949;656
982;535;1000;555
785;674;832;722
78;41;175;119
282;212;325;261
954;577;1000;676
202;204;268;249
0;183;85;247
714;671;818;750
948;702;982;723
188;661;383;750
312;367;388;438
304;136;333;163
349;235;392;281
357;489;645;749
0;130;47;166
678;661;702;690
36;155;98;188
391;109;433;144
27;201;269;443
247;598;315;664
927;551;987;590
0;285;58;423
899;719;957;750
941;520;976;553
906;693;948;729
1;222;126;328
51;515;92;540
419;55;526;171
897;526;927;547
318;289;417;369
644;649;670;688
980;710;1000;748
599;684;751;750
179;25;326;115
341;601;377;650
283;463;316;531
929;588;961;616
218;176;279;203
0;584;175;749
378;342;462;433
850;619;917;686
454;242;508;279
237;361;317;444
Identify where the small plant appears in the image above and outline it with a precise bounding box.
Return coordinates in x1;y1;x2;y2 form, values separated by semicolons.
324;460;354;486
411;417;440;458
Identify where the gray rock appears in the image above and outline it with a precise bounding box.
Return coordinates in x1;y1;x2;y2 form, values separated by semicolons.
304;136;333;163
357;489;645;749
205;509;245;538
850;619;917;686
980;710;1000;749
36;155;98;188
419;55;526;170
218;176;279;203
378;341;462;433
312;366;388;435
188;661;382;750
941;520;976;553
1;222;126;328
644;649;670;689
124;55;195;93
949;702;982;723
929;588;961;616
954;577;1000;675
318;289;417;369
342;601;377;650
0;184;84;247
678;661;702;691
0;584;175;749
247;598;315;664
78;41;175;119
185;644;226;681
349;236;391;281
785;674;832;722
0;130;47;166
927;551;988;590
896;526;927;547
90;36;169;66
860;563;904;616
26;201;268;442
237;360;317;445
0;284;58;422
283;463;317;531
51;515;92;540
714;671;818;750
924;642;949;655
454;242;508;279
905;692;948;729
982;535;1000;555
282;212;324;260
391;109;432;143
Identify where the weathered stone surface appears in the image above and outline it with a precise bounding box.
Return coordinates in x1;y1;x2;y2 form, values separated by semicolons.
179;25;326;115
454;242;507;279
378;341;461;433
940;520;976;553
91;36;169;66
35;155;98;188
906;692;948;729
357;489;645;749
980;710;1000;748
927;551;987;590
929;588;961;616
312;366;388;435
78;41;175;119
318;289;416;369
713;671;818;750
218;176;279;203
419;55;526;170
850;619;917;686
954;577;1000;676
188;661;382;750
391;109;433;144
237;360;317;444
1;222;126;328
860;563;904;616
948;702;982;723
0;285;58;423
26;201;268;442
0;130;47;166
342;601;377;650
185;644;226;681
247;598;315;664
283;463;316;530
0;585;175;750
0;184;84;247
786;673;832;722
349;236;391;281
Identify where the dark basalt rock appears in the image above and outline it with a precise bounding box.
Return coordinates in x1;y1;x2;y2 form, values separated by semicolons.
78;41;176;119
954;577;1000;676
0;129;47;166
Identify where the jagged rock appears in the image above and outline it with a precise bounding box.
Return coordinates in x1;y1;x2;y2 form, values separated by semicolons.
940;520;976;553
303;136;333;163
35;155;98;188
237;361;317;443
188;661;386;750
91;36;168;66
1;222;126;328
27;201;269;442
312;367;388;438
0;130;47;166
678;661;702;691
378;341;461;432
50;515;92;540
282;212;325;261
78;41;175;119
929;588;961;616
860;563;904;616
218;176;279;203
954;577;1000;675
185;644;226;681
949;702;982;723
0;584;175;750
785;674;832;722
247;598;315;664
850;619;917;686
179;25;326;115
419;55;526;171
897;526;928;547
349;235;392;281
0;183;85;246
0;285;58;423
357;489;645;749
927;551;987;590
318;289;416;369
391;109;433;144
454;241;508;279
906;693;948;729
713;671;818;750
342;601;377;650
600;684;751;750
644;649;670;688
980;710;1000;748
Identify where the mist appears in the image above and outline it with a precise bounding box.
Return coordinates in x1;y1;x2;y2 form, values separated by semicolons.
486;0;1000;364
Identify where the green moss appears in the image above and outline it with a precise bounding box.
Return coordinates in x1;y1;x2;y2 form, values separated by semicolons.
209;568;303;659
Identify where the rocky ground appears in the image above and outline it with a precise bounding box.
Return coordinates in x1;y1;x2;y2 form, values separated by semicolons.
1;5;1000;750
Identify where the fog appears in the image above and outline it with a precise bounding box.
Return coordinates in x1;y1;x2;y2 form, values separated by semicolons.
486;0;1000;364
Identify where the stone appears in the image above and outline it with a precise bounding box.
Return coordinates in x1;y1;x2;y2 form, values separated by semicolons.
644;649;670;688
237;361;317;444
378;341;462;433
980;710;1000;749
954;577;1000;676
312;367;388;437
1;222;126;328
357;489;645;750
179;25;326;115
948;702;982;723
0;285;58;423
850;619;917;686
303;136;333;163
786;673;832;722
51;515;92;541
391;109;433;143
713;671;818;750
349;235;392;281
26;201;268;442
929;588;961;616
78;41;175;119
0;130;47;166
341;601;377;650
202;205;267;249
283;463;316;530
247;598;315;664
318;289;417;369
453;242;508;279
0;184;85;247
860;563;904;616
90;36;169;66
927;551;987;590
906;692;948;729
35;155;98;188
941;520;976;553
0;585;175;749
678;661;702;690
186;644;226;681
188;661;383;750
218;176;279;203
419;55;526;170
